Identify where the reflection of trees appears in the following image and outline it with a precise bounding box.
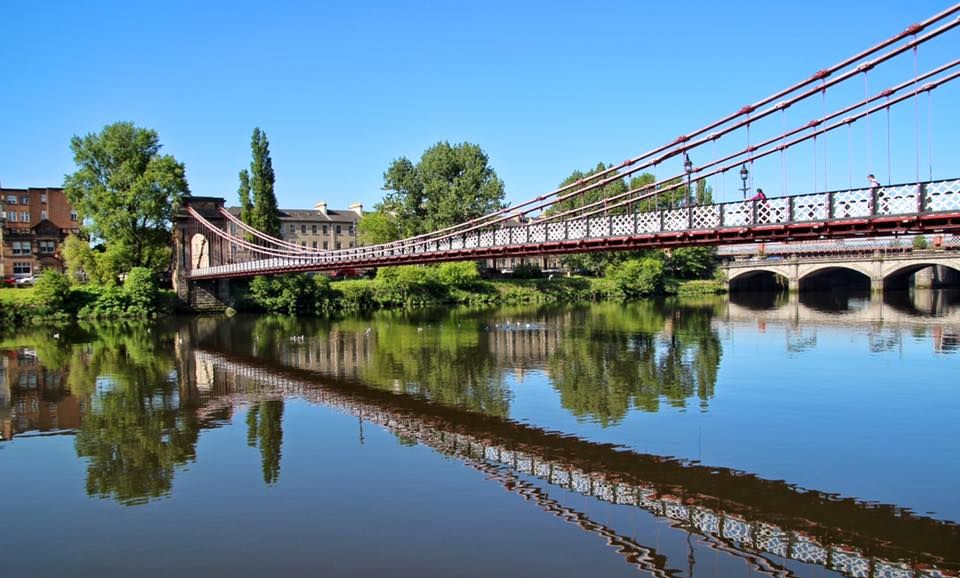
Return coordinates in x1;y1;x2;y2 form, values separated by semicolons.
232;310;514;417
66;322;202;505
548;301;721;425
246;400;284;484
359;312;511;417
75;388;199;505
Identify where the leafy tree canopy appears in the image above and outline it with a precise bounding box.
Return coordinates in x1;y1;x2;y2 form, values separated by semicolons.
358;210;402;245
380;141;505;237
64;121;189;274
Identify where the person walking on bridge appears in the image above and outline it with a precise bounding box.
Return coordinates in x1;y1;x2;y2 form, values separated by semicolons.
868;174;887;213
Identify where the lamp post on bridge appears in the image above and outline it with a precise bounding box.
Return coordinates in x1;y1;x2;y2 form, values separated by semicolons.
739;164;750;199
684;153;694;207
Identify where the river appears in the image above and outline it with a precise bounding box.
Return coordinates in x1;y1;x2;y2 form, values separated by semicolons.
1;290;958;578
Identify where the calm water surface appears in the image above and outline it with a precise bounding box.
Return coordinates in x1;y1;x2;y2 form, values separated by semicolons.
2;290;958;578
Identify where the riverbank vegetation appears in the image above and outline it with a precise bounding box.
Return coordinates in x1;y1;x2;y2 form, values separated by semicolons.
1;268;171;327
239;256;723;315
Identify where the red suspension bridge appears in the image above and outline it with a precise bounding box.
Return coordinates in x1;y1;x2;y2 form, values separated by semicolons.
173;5;960;298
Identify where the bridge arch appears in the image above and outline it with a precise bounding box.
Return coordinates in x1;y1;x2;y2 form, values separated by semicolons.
727;267;791;292
882;259;960;291
190;233;211;269
797;263;873;292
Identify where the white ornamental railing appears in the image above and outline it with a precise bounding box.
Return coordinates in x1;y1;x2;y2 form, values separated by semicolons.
187;178;960;278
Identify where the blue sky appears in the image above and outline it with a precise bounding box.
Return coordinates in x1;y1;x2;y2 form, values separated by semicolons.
2;1;958;210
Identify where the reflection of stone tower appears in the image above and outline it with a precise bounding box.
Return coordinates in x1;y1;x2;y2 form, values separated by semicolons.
0;356;10;441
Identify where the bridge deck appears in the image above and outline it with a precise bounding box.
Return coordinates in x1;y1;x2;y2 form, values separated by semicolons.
186;179;960;279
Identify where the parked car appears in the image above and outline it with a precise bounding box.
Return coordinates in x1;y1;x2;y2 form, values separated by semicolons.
1;277;15;288
15;276;37;287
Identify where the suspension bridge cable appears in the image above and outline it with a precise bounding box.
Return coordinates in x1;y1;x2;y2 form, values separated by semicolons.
333;9;960;252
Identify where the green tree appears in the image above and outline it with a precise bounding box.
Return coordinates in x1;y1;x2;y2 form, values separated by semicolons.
380;141;505;237
33;270;71;312
666;247;716;279
64;121;188;274
247;128;280;237
547;162;629;217
358;210;401;245
62;234;102;284
606;257;665;298
238;169;254;241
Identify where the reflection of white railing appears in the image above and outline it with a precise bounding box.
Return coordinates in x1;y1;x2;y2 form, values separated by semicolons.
187;178;960;278
195;350;954;578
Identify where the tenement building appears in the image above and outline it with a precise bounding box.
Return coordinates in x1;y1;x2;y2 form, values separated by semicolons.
0;187;80;278
227;201;362;251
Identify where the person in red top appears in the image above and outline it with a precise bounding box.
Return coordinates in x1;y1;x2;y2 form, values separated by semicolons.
750;188;767;201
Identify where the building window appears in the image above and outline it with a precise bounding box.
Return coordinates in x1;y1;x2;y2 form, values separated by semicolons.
301;242;306;248
40;210;48;220
13;262;31;275
288;224;295;233
5;195;16;205
312;241;318;249
349;225;356;236
322;225;328;235
12;241;31;255
39;240;55;254
20;195;29;205
349;242;355;248
323;241;328;250
311;224;317;234
301;224;306;234
335;225;342;235
6;211;14;222
40;194;48;204
70;211;78;221
335;241;342;250
19;211;29;223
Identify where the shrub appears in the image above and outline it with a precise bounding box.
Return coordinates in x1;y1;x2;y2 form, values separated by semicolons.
33;270;72;312
676;279;726;295
912;235;929;250
124;267;159;313
334;279;376;310
249;274;323;315
437;261;480;288
375;266;441;305
78;286;131;318
606;257;664;299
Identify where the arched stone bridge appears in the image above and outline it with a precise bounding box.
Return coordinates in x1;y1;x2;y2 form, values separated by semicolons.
723;250;960;292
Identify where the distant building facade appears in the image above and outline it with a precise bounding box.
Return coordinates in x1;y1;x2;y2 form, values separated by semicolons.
227;201;363;252
0;187;81;278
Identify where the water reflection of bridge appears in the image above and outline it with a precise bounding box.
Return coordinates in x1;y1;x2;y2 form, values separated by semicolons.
186;344;959;578
721;292;960;355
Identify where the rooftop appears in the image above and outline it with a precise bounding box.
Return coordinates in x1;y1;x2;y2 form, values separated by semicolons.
226;205;362;223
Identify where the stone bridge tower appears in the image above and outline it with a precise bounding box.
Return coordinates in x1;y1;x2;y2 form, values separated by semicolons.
172;196;231;311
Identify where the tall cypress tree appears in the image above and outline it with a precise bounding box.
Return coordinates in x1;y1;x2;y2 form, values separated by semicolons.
249;128;280;236
237;169;253;241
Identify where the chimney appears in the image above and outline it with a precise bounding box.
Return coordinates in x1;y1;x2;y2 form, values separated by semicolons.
349;202;363;216
314;201;327;216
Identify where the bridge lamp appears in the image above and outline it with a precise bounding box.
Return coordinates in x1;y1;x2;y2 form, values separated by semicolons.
684;153;694;206
739;164;750;199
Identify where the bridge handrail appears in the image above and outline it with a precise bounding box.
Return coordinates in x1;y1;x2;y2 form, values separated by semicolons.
186;177;960;278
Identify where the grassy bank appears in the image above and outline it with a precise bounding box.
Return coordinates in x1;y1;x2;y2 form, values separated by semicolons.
0;269;175;329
